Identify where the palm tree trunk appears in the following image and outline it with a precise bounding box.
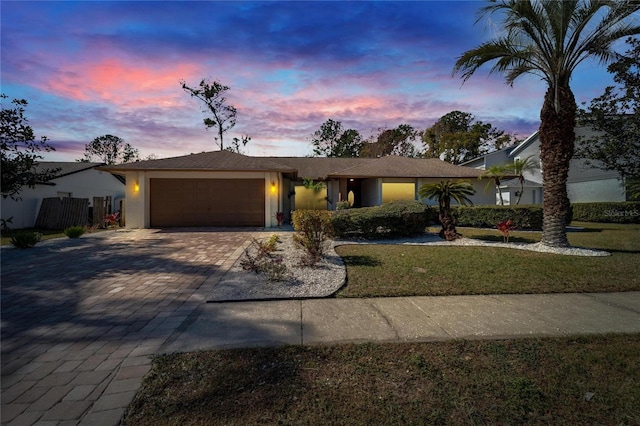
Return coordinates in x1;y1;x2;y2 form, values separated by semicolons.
438;200;461;241
516;177;524;205
495;178;504;205
539;86;576;247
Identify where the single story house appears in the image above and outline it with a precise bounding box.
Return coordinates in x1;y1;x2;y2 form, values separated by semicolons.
462;126;626;205
103;151;493;228
1;162;126;229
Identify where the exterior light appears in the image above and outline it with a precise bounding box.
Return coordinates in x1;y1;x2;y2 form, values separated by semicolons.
134;180;140;193
271;181;277;194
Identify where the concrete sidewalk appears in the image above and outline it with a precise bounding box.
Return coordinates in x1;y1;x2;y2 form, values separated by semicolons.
162;291;640;353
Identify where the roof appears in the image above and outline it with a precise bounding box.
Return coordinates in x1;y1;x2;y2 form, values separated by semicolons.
102;151;297;173
101;151;484;179
36;162;106;178
326;156;484;178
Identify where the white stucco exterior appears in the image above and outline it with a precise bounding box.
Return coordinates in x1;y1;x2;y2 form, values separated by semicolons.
1;168;125;229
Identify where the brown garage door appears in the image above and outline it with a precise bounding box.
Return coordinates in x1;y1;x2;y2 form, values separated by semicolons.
150;178;265;227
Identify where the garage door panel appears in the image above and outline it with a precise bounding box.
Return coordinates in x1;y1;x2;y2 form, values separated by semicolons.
150;178;265;227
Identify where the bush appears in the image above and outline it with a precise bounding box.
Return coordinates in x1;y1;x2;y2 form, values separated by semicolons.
239;237;289;282
292;209;334;266
64;226;86;238
570;202;640;223
452;205;544;230
10;231;42;249
332;200;436;239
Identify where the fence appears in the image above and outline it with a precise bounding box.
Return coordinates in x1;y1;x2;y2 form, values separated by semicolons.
34;198;89;229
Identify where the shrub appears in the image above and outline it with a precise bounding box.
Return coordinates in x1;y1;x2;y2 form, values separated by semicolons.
64;226;86;238
452;205;543;230
10;231;42;249
570;202;640;223
292;209;334;266
332;200;436;239
239;237;289;282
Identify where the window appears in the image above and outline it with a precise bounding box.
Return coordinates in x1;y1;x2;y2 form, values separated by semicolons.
381;183;415;204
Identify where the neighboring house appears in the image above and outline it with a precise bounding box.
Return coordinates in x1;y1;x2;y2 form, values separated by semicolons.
103;151;493;229
1;162;126;229
462;126;626;205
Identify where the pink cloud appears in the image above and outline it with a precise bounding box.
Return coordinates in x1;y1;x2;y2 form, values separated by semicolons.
39;58;201;108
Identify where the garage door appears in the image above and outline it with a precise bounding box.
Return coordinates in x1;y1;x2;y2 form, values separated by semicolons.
150;178;265;227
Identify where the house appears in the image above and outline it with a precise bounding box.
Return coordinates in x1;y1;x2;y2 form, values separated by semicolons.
0;162;126;229
462;126;626;205
103;151;493;228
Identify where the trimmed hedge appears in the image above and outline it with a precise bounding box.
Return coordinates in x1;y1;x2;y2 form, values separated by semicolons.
570;202;640;223
452;205;544;230
332;200;436;239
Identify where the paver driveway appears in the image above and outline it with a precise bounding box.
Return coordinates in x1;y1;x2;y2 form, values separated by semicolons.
1;228;252;425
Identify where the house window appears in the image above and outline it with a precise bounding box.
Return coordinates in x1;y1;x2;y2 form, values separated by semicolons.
381;183;416;204
294;185;327;210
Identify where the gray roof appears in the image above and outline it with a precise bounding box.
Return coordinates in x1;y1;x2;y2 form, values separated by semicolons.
36;162;106;178
101;151;484;179
103;151;297;173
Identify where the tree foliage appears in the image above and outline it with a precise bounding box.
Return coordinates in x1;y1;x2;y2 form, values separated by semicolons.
311;119;363;157
576;37;640;185
181;78;238;151
422;111;518;164
361;124;419;158
1;95;58;200
505;155;539;205
453;0;640;248
418;179;475;241
79;134;139;165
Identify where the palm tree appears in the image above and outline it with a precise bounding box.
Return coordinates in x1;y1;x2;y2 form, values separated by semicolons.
506;155;539;204
480;164;508;205
418;180;476;241
453;0;640;247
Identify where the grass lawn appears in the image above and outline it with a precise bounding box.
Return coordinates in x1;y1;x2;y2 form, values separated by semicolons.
123;334;640;425
0;228;67;246
335;222;640;298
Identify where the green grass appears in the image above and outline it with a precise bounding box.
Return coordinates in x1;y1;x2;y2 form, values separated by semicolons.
335;222;640;298
0;228;67;246
123;334;640;425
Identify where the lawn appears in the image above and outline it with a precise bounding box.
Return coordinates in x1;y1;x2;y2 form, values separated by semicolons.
123;334;640;425
335;222;640;298
0;228;67;246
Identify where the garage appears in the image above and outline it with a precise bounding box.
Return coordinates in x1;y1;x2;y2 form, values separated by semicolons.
150;178;265;227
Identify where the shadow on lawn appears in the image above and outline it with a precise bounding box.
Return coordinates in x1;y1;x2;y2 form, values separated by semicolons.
341;255;382;267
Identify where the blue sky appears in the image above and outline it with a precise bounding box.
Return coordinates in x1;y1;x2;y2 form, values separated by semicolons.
1;1;619;161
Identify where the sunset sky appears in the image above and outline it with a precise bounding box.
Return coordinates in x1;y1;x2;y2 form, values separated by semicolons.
1;1;619;161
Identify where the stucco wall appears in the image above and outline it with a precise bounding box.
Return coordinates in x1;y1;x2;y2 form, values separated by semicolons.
1;170;125;229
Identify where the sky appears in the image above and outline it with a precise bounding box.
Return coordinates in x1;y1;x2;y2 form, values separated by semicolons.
0;0;623;161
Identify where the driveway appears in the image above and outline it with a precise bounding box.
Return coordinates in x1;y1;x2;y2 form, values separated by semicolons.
1;228;252;425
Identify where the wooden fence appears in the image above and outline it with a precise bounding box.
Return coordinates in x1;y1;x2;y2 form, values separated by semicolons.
35;198;89;229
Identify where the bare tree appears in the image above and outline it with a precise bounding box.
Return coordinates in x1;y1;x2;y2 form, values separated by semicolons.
181;78;237;150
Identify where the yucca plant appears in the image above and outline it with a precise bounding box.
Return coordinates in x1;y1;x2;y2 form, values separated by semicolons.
418;180;475;241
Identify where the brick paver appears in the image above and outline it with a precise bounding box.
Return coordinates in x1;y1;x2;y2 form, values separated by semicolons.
1;228;252;425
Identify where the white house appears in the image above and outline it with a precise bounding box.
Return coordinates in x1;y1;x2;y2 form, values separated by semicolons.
1;162;126;229
462;126;626;205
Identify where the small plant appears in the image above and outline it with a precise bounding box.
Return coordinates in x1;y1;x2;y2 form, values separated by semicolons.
336;200;351;210
10;231;42;249
497;219;517;243
274;211;285;226
239;237;289;282
104;212;119;230
64;226;86;238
